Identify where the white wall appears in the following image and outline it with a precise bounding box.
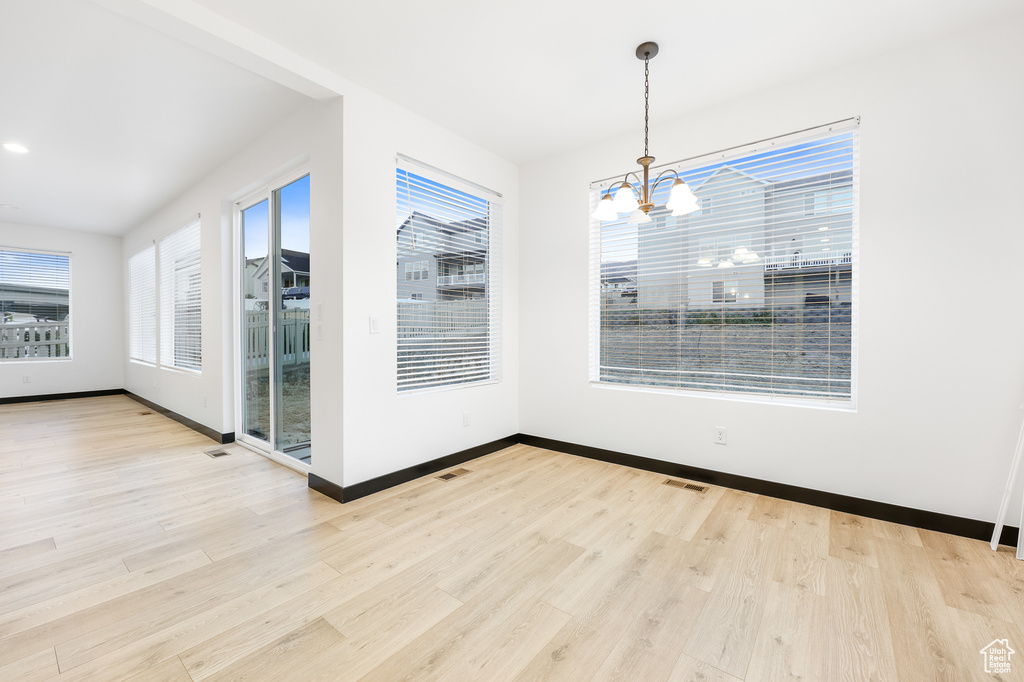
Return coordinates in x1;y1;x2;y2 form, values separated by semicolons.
119;86;520;491
122;100;343;437
337;83;520;487
519;11;1024;523
0;221;123;397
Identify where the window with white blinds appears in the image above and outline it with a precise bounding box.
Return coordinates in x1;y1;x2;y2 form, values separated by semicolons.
591;120;858;403
396;159;501;392
128;245;156;364
159;220;201;372
0;248;71;360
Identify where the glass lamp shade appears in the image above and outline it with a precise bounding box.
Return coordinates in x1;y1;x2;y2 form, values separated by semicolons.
670;198;699;216
666;180;698;214
611;186;640;214
592;195;619;222
628;209;652;224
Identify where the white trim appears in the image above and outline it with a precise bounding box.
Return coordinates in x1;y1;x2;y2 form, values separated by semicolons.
590;380;858;412
235;436;311;475
397;154;503;201
232;164;312;468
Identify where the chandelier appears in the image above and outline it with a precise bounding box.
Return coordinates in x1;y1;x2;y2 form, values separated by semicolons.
592;42;700;224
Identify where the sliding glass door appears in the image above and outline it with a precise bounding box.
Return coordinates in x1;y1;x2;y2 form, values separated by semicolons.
239;173;311;465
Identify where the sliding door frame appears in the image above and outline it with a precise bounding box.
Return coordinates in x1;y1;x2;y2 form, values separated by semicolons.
232;165;311;474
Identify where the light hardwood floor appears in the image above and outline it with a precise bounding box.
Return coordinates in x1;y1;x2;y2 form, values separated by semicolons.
1;395;1022;681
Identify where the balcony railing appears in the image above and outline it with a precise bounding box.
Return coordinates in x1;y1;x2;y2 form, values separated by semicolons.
437;273;486;286
763;251;852;271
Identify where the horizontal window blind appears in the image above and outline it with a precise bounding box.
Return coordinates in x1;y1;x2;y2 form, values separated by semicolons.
128;245;156;364
396;160;501;391
591;121;858;402
159;220;201;372
0;248;71;360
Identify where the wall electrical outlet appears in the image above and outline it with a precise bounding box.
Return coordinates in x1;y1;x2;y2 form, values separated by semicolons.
463;412;471;427
714;427;728;445
22;375;31;383
369;316;380;334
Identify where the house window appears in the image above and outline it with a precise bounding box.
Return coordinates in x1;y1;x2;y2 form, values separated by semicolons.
712;280;739;304
128;245;156;364
396;158;501;391
159;219;202;372
590;120;858;404
0;248;71;360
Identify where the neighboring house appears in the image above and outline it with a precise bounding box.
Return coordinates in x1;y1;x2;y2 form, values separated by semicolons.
600;260;637;302
634;167;853;310
0;283;70;321
248;249;310;301
396;211;487;302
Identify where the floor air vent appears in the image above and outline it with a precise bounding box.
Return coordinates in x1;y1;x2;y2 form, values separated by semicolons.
437;468;470;481
205;449;230;458
664;479;708;493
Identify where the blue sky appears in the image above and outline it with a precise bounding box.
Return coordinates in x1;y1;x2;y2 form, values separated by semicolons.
243;174;310;260
0;250;70;289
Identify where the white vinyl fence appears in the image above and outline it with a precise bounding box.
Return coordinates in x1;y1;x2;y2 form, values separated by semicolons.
397;300;488;334
244;310;310;369
0;321;70;359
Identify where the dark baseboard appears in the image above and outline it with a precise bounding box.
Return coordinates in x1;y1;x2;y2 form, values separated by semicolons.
307;436;521;504
16;390;1005;546
308;473;345;504
124;392;234;444
519;434;1020;547
0;388;124;405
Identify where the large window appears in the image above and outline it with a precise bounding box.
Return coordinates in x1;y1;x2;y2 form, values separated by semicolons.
159;220;202;372
0;248;71;360
128;245;156;364
396;159;501;391
128;220;201;372
591;121;858;403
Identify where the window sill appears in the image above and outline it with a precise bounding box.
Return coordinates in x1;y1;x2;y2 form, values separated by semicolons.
589;380;857;412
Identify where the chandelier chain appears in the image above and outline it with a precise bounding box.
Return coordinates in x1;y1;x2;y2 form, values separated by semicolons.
644;55;650;157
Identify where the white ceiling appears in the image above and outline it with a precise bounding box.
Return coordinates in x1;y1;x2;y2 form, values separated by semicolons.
0;0;308;235
3;0;1021;235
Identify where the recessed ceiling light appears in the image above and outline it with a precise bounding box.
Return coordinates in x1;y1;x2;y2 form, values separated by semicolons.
3;143;29;154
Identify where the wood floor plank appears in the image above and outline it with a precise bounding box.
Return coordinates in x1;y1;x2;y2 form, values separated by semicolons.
438;600;572;682
744;580;827;682
875;539;966;681
674;489;758;592
772;501;830;596
0;647;59;682
0;549;211;639
918;529;1014;623
202;617;346;682
684;520;782;678
55;560;341;680
823;557;899;681
830;510;880;568
0;396;1017;681
667;654;743;682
